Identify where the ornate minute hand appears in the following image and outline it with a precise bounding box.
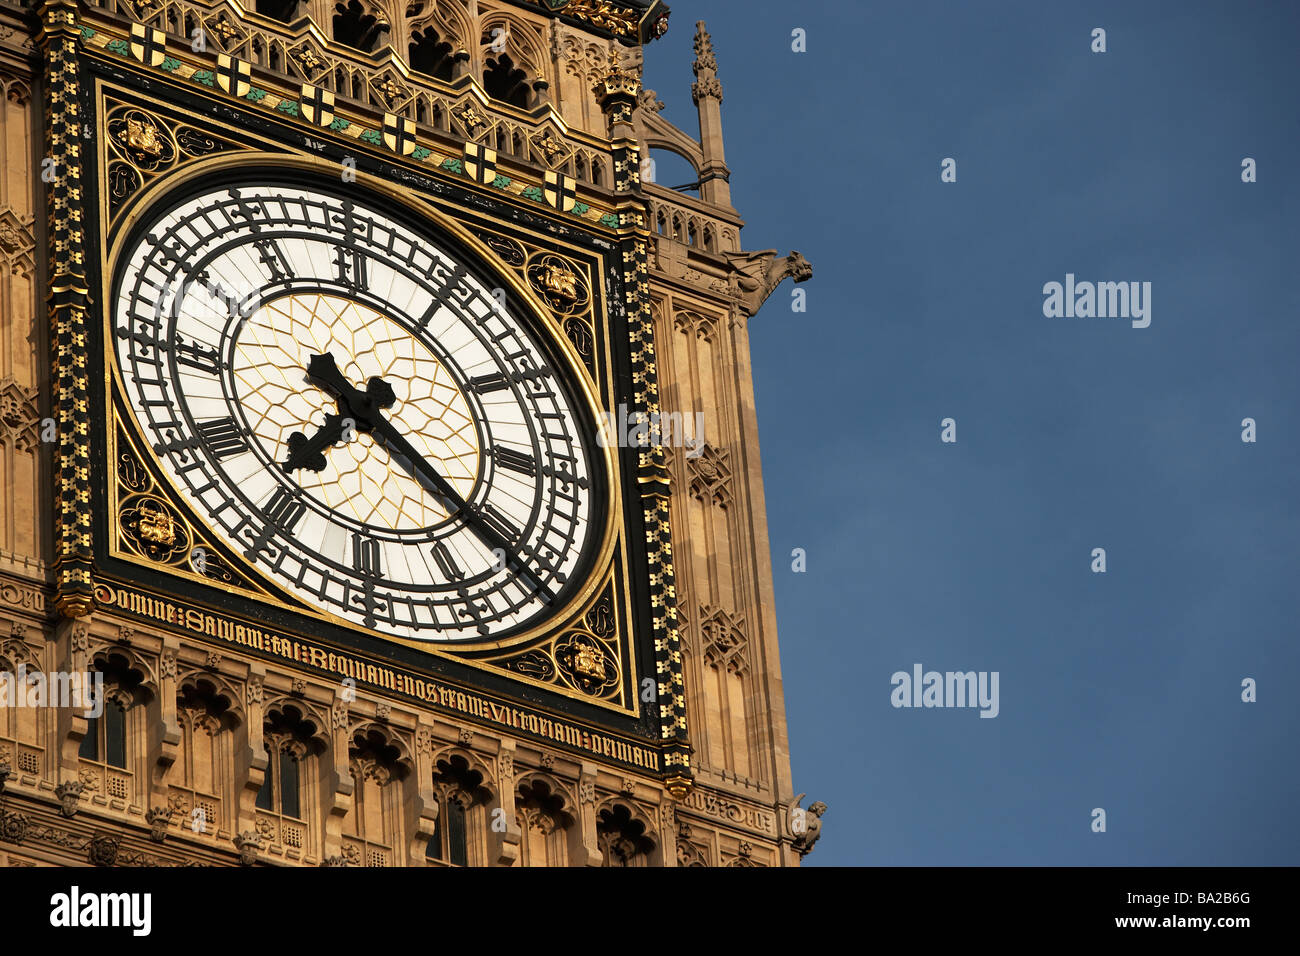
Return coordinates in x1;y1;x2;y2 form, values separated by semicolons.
299;353;553;603
365;416;555;604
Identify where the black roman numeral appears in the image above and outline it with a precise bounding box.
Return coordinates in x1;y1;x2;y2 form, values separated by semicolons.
353;533;381;578
175;335;222;375
493;446;536;477
429;541;465;581
263;487;306;534
416;300;441;330
253;239;292;282
197;418;248;459
475;503;520;545
469;372;511;394
334;246;367;289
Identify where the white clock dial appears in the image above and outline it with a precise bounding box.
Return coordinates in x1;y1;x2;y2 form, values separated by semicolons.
113;180;601;642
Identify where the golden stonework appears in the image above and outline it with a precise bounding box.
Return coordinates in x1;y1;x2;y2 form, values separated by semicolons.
135;501;176;547
12;3;811;865
205;14;240;48
532;131;568;166
539;261;579;302
565;0;639;38
119;115;163;161
291;45;326;76
452;102;489;133
572;641;606;680
525;251;590;316
374;75;406;105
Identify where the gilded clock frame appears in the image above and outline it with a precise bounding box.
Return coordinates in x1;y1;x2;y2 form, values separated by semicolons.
43;5;691;786
103;168;638;706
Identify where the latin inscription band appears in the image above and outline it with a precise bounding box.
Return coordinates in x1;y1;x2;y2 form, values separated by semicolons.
92;580;659;771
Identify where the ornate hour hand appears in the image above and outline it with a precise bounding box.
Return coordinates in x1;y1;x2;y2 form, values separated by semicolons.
282;413;344;474
281;353;397;474
304;351;397;431
292;352;553;603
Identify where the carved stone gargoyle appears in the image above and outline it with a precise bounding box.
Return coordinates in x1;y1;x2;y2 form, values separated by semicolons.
722;249;813;317
789;793;827;858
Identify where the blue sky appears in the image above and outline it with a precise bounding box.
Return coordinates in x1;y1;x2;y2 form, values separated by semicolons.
644;1;1300;865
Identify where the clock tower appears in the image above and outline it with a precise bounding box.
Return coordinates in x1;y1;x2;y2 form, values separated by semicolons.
0;0;817;867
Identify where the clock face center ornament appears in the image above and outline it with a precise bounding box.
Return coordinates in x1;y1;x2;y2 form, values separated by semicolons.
232;292;481;533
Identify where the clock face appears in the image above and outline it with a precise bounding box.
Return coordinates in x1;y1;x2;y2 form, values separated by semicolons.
112;179;602;642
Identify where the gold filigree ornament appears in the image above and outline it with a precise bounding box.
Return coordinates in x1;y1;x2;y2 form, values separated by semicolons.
291;45;327;77
566;0;639;37
572;642;604;680
554;631;619;697
104;103;234;224
125;117;163;159
541;262;578;302
532;131;568;166
107;108;177;173
452;102;489;134
205;14;241;49
120;495;190;562
136;502;176;546
525;252;589;316
476;232;527;267
373;74;408;106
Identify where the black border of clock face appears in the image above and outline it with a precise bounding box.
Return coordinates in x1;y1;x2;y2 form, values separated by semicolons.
110;168;610;644
83;58;663;741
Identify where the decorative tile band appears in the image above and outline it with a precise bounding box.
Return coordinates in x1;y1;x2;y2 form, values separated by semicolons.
79;22;624;231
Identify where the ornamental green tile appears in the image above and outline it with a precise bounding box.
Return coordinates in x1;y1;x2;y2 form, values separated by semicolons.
442;158;464;174
245;89;267;102
571;202;590;216
160;57;181;72
521;186;544;202
412;146;432;161
329;118;351;131
276;100;300;117
359;129;382;145
105;39;129;56
491;174;511;189
191;70;215;87
599;213;621;228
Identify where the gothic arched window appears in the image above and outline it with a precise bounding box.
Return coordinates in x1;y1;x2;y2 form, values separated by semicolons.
333;0;390;53
256;704;323;847
426;753;489;866
409;27;454;80
515;778;573;867
257;744;301;818
173;679;237;836
596;804;656;867
344;728;411;866
432;796;469;867
483;53;530;109
79;698;126;768
76;652;148;806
